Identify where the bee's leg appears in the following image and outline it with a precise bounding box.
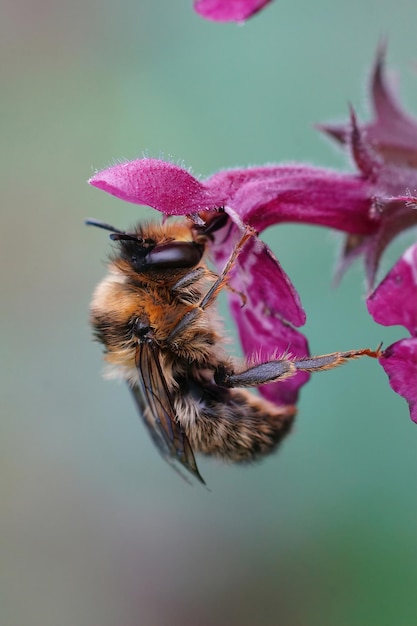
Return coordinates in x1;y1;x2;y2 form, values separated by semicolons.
199;226;255;310
224;283;247;306
215;346;382;388
167;226;255;344
171;268;246;306
170;267;217;294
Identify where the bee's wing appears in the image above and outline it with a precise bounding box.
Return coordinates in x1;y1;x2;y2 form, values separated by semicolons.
131;343;205;485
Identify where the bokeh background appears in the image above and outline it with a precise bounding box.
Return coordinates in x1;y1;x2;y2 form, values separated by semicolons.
1;1;416;625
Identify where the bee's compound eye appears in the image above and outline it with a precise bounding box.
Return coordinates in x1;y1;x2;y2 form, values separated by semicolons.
145;242;204;269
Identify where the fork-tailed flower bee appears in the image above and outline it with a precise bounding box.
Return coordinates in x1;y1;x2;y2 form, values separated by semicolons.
87;213;381;484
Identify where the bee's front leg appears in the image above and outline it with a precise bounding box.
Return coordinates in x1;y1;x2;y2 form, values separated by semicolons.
215;346;382;389
167;228;255;344
170;267;208;293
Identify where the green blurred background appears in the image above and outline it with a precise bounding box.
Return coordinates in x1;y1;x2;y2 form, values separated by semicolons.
1;1;416;625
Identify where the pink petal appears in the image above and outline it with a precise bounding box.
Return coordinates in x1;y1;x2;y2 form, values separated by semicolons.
348;111;417;198
220;236;309;404
349;108;383;179
379;339;417;423
367;243;417;336
230;295;310;405
207;165;375;235
89;158;224;215
194;0;272;22
333;120;417;287
364;198;417;288
231;236;306;327
367;245;417;423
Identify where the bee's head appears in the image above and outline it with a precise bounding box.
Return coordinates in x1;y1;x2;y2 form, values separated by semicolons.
119;236;205;273
86;218;205;274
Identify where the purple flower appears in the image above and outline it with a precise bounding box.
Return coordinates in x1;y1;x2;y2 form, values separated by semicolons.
316;46;417;424
318;45;417;287
88;49;416;419
367;244;417;423
194;0;272;22
89;158;376;405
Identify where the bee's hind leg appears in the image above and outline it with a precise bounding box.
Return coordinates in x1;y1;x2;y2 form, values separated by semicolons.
215;346;382;389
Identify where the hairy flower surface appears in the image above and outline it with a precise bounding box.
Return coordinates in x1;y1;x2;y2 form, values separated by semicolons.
194;0;272;22
367;244;417;423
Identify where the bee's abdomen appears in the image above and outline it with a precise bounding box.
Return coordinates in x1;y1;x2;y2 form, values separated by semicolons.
181;386;296;462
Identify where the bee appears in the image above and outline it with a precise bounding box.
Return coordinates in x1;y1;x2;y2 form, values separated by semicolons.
87;212;380;484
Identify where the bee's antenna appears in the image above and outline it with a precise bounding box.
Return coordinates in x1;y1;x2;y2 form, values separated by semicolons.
85;219;141;242
109;233;143;242
85;218;124;234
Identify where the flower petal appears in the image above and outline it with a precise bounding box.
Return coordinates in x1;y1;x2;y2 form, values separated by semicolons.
348;111;417;197
194;0;272;22
379;339;417;423
364;197;417;288
89;158;224;215
367;243;417;336
318;83;417;287
214;235;310;404
230;294;310;405
231;236;306;327
206;165;375;235
367;244;417;423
